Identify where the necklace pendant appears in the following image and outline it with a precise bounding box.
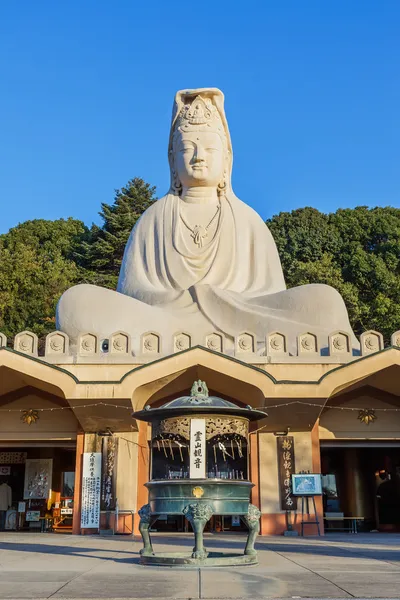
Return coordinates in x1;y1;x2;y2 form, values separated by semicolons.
191;225;207;248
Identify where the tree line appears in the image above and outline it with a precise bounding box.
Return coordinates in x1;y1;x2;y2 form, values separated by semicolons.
0;177;399;342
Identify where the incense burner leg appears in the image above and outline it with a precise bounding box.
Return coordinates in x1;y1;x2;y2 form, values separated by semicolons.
241;504;261;556
183;503;213;559
138;504;154;556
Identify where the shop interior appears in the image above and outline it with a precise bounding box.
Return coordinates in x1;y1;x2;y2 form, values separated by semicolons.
0;445;76;532
321;443;400;532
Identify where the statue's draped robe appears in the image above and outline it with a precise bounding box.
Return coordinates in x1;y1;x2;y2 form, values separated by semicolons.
117;193;354;341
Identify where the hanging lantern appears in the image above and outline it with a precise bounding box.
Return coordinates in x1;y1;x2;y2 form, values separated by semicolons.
358;409;377;425
21;409;39;425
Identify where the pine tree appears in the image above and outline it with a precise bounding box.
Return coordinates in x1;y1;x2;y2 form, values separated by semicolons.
77;177;157;288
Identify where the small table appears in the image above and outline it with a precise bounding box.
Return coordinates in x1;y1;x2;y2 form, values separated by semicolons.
324;516;365;533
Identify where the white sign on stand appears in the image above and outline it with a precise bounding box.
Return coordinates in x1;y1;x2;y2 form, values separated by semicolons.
190;419;206;479
81;452;101;529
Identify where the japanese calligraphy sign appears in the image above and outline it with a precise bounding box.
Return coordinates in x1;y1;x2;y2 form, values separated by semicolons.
277;436;297;510
81;452;101;529
101;436;119;511
190;418;206;478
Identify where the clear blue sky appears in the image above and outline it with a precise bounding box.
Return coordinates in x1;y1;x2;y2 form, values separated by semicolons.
1;1;399;234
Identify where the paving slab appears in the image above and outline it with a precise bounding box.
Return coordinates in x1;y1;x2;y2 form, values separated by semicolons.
0;583;62;599
52;570;199;599
199;568;351;598
1;532;400;599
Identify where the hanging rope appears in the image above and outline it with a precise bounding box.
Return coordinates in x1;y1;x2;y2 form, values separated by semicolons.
0;402;132;412
254;401;400;412
1;400;399;413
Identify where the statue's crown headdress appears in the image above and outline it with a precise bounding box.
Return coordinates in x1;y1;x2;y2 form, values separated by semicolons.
168;88;233;194
175;95;223;133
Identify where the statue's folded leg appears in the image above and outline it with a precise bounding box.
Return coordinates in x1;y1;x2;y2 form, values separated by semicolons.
248;283;359;348
264;284;354;330
56;284;181;343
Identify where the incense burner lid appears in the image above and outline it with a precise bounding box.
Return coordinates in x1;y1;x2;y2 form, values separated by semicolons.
132;380;267;422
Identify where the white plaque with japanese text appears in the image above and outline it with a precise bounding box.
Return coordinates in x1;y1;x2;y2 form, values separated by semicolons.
81;452;101;529
190;419;206;478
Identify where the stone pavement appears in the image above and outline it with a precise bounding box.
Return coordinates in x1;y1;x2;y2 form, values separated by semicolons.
1;531;400;599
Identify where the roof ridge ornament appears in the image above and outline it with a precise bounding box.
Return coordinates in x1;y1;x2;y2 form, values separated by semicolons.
190;380;211;404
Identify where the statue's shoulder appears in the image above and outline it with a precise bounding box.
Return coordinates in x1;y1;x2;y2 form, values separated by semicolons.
228;194;266;225
136;194;170;227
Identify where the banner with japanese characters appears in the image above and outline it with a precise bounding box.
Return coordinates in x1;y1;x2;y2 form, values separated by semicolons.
81;452;101;529
190;418;206;478
277;436;297;510
101;436;119;511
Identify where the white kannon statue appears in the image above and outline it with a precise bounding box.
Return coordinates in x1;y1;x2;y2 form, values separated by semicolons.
57;88;357;353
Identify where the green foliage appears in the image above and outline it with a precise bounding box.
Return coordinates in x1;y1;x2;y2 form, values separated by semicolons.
267;206;400;340
76;177;157;288
0;218;87;338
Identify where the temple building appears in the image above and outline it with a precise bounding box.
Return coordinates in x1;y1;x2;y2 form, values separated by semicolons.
0;327;399;535
1;88;399;536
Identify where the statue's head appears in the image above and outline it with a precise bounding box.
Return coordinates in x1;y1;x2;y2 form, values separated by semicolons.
168;88;232;196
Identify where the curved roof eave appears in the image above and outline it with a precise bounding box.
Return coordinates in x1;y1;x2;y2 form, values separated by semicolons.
0;344;398;401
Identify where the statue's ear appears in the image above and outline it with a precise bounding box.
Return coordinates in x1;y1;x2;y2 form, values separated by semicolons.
171;164;182;195
168;146;182;195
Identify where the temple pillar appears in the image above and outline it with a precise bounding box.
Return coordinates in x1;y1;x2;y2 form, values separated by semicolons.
72;431;84;535
250;432;260;510
134;421;150;535
311;420;325;535
343;448;369;517
259;429;324;535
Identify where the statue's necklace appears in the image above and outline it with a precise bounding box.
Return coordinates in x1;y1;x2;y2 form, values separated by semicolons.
180;202;221;248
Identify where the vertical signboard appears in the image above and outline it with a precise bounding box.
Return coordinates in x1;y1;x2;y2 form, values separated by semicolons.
277;436;297;510
81;452;101;529
190;419;206;478
101;436;119;511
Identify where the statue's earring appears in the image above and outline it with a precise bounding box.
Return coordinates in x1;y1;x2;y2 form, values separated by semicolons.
217;169;227;197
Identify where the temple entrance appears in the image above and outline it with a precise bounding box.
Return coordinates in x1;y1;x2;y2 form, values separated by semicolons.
321;442;400;532
0;443;76;533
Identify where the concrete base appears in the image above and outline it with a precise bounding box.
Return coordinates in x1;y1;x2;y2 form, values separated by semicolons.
140;551;258;567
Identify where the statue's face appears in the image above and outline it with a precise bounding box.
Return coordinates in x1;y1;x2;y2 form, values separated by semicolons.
174;130;225;188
